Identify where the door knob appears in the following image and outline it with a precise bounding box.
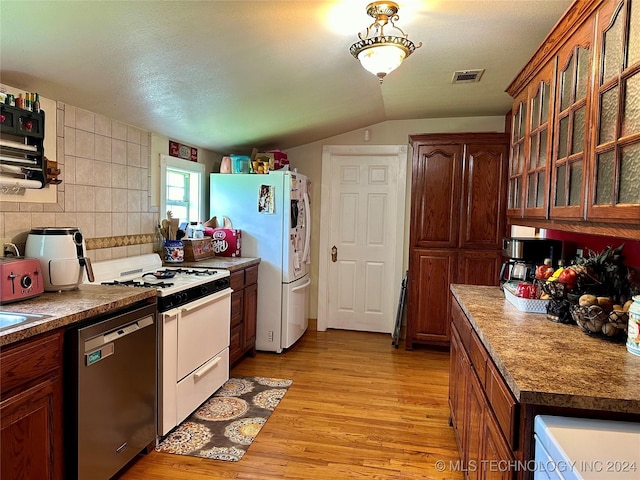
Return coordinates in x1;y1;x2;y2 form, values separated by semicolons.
331;245;337;262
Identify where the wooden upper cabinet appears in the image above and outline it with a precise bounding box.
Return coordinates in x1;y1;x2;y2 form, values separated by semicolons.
507;0;640;235
410;142;462;249
411;134;508;250
588;0;640;223
524;62;556;218
460;142;509;249
550;17;595;219
507;91;528;217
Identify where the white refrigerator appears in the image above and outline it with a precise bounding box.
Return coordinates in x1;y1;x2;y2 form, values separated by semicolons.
210;170;311;353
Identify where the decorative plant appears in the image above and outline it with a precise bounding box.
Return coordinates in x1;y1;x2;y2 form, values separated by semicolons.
573;244;631;303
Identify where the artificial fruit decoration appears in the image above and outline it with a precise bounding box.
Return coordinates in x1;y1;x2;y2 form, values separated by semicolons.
535;264;555;280
557;267;578;289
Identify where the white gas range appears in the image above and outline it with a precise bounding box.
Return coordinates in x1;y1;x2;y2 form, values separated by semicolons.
89;254;232;436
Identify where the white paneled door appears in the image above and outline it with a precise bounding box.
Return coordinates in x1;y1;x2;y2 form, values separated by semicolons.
318;145;407;333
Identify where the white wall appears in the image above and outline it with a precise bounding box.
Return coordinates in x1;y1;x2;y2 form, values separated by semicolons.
287;116;507;321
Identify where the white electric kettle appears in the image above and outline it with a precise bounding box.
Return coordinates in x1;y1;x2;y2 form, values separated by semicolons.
25;227;95;291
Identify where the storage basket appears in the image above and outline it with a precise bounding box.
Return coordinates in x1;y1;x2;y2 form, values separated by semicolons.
570;304;627;341
182;238;215;261
504;287;549;313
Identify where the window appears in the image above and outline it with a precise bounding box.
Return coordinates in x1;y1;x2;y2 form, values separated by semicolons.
160;154;205;224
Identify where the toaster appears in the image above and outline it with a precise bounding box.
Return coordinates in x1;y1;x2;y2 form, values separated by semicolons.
0;256;45;303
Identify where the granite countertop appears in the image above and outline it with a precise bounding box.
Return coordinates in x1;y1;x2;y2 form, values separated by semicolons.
450;284;640;414
172;256;260;272
0;285;157;347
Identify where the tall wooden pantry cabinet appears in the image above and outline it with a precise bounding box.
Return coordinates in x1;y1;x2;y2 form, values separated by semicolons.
406;133;509;349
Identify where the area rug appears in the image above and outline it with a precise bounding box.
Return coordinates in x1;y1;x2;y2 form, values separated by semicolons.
155;376;292;462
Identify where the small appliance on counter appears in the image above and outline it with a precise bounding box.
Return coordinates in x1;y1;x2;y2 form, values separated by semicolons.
499;237;565;287
0;256;44;303
25;227;94;291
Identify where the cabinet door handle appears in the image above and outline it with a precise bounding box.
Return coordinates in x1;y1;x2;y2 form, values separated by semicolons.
331;245;337;262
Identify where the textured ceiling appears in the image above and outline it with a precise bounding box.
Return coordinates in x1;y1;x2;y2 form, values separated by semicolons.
0;0;573;154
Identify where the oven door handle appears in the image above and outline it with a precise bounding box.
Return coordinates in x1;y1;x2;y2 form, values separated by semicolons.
179;287;231;313
193;356;222;381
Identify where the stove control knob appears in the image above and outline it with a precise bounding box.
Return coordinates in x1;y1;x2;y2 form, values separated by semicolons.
21;274;33;289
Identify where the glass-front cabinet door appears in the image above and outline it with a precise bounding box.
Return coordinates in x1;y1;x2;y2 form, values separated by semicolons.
507;91;528;218
524;63;556;218
550;18;594;220
588;0;640;223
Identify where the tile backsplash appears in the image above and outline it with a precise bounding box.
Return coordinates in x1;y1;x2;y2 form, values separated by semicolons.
0;102;158;262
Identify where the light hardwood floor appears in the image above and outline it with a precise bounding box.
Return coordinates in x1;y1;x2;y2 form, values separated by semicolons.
117;329;463;480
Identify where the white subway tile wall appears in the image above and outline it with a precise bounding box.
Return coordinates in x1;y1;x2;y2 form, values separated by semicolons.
0;102;158;261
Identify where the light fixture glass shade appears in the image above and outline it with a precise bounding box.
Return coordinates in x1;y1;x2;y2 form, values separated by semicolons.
350;2;421;83
357;42;407;79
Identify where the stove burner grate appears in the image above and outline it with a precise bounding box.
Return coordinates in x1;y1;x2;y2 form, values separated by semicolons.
158;268;219;276
101;280;175;289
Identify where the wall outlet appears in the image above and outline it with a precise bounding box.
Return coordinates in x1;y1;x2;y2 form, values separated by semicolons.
576;248;584;258
268;331;273;342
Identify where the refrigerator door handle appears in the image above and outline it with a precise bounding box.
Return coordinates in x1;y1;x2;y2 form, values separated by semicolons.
302;191;311;263
291;278;311;293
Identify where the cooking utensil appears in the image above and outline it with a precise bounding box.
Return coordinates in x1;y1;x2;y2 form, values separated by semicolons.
161;219;170;239
166;212;179;240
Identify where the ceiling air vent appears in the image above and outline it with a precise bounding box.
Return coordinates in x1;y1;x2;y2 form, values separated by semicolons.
452;69;485;84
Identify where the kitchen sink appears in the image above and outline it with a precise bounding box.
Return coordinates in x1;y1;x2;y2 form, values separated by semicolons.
0;311;50;331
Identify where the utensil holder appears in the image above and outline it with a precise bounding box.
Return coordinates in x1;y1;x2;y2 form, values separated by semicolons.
163;240;184;263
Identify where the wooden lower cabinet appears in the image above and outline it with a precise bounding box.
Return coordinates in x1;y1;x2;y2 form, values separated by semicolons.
407;249;456;347
449;298;516;480
408;249;503;348
229;264;259;366
482;409;515;480
0;330;64;480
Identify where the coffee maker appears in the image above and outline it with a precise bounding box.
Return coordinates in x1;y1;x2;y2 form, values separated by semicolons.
499;237;565;286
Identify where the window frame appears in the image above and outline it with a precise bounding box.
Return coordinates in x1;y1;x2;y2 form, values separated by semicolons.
160;154;205;223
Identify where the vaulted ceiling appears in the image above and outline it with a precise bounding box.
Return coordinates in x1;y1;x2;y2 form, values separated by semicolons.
0;0;573;153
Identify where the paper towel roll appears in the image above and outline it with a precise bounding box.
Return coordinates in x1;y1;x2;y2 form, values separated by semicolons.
0;175;43;189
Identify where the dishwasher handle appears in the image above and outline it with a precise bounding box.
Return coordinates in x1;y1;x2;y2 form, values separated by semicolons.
84;315;154;353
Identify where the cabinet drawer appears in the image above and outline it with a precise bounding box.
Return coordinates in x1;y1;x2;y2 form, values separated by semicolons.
451;298;472;351
0;331;62;397
469;330;488;386
230;270;244;291
486;361;518;449
176;348;229;425
245;265;258;286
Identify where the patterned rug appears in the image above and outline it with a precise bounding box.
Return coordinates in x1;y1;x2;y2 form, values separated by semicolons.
155;376;292;462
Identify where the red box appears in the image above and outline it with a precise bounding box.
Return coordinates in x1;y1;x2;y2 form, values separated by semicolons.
266;150;289;170
211;228;241;257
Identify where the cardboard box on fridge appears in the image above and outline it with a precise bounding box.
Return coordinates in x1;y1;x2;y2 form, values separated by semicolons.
211;228;241;257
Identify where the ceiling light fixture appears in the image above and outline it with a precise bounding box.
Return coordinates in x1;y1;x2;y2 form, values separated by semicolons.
350;1;422;84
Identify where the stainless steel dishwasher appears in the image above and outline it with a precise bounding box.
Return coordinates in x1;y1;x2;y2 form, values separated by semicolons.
66;300;157;480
